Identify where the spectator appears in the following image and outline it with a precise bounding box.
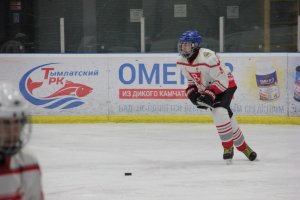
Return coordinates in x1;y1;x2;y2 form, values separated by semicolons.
0;33;27;53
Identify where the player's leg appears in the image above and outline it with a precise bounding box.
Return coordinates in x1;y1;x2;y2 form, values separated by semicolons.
230;115;257;161
212;88;236;161
211;107;234;161
213;87;257;161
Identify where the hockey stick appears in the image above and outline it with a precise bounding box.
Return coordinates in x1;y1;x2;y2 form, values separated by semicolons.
196;101;214;110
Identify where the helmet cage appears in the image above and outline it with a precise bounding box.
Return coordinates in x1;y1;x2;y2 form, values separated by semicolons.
0;115;31;156
178;41;200;58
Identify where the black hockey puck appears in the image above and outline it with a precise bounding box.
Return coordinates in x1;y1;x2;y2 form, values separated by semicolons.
124;172;132;176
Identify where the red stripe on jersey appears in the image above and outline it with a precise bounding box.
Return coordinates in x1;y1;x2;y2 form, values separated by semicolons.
209;79;236;94
214;80;227;90
176;61;220;68
209;80;227;94
209;84;223;94
0;193;22;200
0;164;40;176
229;79;236;88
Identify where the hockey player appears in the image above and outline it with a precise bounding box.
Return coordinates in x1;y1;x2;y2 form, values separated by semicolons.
176;30;257;162
0;82;44;200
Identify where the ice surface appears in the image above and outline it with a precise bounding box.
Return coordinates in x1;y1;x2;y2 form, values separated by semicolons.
29;123;300;200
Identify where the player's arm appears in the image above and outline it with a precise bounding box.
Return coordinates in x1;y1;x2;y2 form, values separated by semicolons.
177;63;200;105
207;55;229;95
183;70;200;105
197;53;228;108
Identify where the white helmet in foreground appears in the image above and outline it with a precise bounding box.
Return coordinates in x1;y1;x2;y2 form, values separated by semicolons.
0;82;31;156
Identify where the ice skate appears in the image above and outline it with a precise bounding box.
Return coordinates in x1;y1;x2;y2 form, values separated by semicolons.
223;146;234;164
242;145;257;161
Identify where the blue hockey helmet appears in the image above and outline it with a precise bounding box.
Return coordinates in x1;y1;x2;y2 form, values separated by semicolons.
178;30;202;58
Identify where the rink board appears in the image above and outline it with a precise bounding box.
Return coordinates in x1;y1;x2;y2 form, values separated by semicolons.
0;53;300;124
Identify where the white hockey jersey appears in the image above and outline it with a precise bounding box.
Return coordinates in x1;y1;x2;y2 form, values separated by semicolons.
176;48;236;94
0;148;43;200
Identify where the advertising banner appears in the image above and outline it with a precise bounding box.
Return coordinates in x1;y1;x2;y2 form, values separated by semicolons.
108;54;209;116
287;53;300;116
221;53;287;116
0;54;109;116
110;53;289;116
0;53;299;117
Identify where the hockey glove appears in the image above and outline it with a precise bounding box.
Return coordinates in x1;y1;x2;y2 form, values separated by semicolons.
196;90;216;109
186;85;201;105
